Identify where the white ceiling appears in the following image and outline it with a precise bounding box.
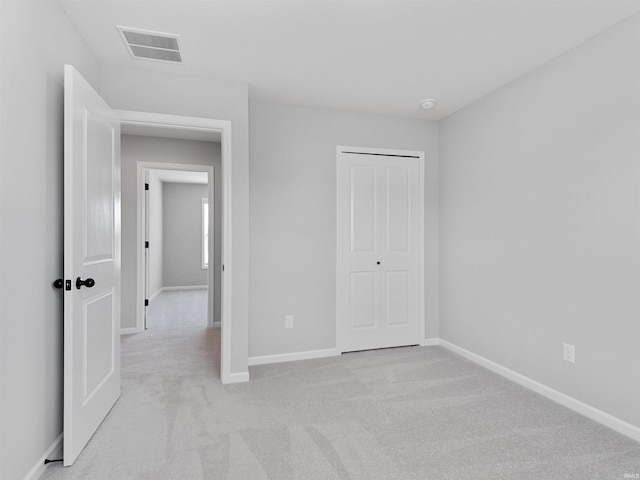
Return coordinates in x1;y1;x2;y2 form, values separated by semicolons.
59;0;640;120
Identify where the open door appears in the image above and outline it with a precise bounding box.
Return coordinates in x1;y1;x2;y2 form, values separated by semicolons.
63;65;121;466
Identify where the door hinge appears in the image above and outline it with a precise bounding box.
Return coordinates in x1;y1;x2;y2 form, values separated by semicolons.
145;183;149;191
145;241;149;248
145;299;149;307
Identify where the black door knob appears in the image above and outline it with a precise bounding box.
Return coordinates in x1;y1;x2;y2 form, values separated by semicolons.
76;277;95;289
53;279;64;289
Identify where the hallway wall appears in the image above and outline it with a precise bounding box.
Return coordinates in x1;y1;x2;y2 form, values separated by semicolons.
163;182;209;288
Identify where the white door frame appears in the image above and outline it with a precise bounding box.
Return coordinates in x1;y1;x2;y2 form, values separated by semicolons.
137;162;215;328
335;145;425;353
117;110;234;384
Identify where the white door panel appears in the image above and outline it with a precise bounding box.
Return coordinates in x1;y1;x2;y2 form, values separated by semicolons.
350;165;377;253
64;65;121;466
84;110;116;262
83;291;115;402
385;167;411;253
385;270;410;326
350;272;376;329
337;149;423;352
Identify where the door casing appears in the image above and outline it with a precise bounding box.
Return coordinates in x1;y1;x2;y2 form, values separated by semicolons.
335;145;425;353
117;110;235;384
138;163;215;329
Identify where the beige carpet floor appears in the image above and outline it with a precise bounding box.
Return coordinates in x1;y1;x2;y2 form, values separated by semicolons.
42;290;640;479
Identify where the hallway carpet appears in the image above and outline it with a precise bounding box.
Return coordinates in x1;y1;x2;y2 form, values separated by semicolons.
42;292;639;479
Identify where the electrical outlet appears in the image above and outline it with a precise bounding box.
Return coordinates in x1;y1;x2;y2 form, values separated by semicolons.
563;343;575;364
285;315;294;329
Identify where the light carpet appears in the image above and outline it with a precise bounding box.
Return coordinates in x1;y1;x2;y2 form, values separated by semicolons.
42;291;640;479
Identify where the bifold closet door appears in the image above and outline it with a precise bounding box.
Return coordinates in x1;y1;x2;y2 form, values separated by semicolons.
337;150;421;352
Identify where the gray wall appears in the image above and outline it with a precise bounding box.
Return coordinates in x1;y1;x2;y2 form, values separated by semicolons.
0;1;99;478
3;6;638;478
163;183;209;288
101;65;249;375
148;173;163;298
249;101;439;357
439;14;640;428
121;135;222;327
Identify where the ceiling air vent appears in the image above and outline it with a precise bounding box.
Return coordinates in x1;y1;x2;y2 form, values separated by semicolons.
117;26;182;64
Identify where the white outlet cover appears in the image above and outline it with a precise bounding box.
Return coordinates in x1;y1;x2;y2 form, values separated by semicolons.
563;343;575;364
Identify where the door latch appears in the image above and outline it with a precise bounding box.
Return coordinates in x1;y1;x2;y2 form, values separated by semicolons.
54;279;72;291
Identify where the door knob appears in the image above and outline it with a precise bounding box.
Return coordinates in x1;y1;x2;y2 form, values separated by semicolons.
76;277;95;289
53;279;64;289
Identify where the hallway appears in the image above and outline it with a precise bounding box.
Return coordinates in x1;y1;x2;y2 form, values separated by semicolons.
146;289;209;329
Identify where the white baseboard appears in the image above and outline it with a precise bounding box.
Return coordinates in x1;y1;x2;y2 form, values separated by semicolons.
120;327;139;335
248;348;339;366
212;321;221;328
439;339;640;443
222;371;250;384
148;285;208;303
148;288;162;302
421;337;441;346
23;433;62;480
161;285;207;292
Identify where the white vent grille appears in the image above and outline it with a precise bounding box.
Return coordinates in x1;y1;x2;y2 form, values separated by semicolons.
117;26;182;64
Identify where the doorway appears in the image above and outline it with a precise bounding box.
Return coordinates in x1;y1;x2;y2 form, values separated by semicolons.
117;110;235;384
142;167;214;330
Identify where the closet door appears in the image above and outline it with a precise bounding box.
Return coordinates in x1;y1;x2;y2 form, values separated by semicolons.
337;148;422;352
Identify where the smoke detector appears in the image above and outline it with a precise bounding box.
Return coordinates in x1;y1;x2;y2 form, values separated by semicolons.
117;26;182;63
419;99;436;110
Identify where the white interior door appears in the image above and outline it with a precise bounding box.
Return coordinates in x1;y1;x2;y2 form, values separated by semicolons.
63;65;121;466
337;148;423;352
